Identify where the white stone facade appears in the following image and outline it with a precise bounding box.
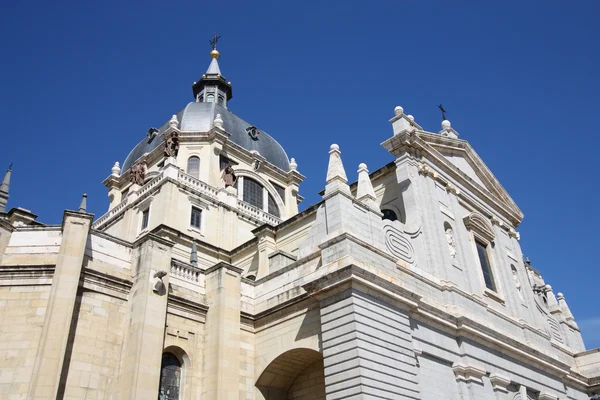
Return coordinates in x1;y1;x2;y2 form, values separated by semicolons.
0;52;599;400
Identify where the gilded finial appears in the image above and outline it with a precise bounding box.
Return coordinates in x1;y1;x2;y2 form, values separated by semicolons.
209;32;221;59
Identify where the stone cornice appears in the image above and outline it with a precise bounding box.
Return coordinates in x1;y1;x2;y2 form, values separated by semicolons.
0;218;15;232
296;259;584;384
167;294;208;318
205;261;243;276
0;264;54;282
132;232;175;249
382;131;523;226
62;210;94;230
81;267;132;300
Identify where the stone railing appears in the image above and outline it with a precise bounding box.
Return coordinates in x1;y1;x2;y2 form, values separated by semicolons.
170;262;201;284
92;172;164;229
136;172;164;200
93;196;129;229
93;168;282;230
237;200;281;226
177;171;219;198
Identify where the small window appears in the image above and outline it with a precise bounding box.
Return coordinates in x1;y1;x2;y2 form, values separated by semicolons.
267;193;280;218
187;156;200;179
243;178;263;209
206;93;214;103
381;209;398;222
158;353;181;400
141;209;149;230
198;94;203;102
476;240;496;291
271;182;286;204
219;155;231;171
190;207;202;229
218;95;224;105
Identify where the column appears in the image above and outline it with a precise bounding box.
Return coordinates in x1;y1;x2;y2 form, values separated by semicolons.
27;210;93;399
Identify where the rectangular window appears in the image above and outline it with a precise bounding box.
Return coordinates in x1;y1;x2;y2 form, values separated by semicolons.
141;209;150;230
190;207;202;229
476;240;496;291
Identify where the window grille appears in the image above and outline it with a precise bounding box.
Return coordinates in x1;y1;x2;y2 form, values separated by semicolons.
243;178;263;209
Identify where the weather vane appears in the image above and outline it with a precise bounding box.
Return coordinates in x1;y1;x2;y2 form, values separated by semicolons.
437;104;447;121
210;32;221;50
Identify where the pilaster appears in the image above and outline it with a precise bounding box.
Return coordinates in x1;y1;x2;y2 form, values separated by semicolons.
0;219;15;265
202;262;243;400
27;210;93;399
119;233;173;400
308;270;421;399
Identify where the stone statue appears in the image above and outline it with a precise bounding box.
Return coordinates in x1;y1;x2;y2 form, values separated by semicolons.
445;227;456;259
512;267;524;301
164;131;179;158
221;164;237;188
130;161;147;186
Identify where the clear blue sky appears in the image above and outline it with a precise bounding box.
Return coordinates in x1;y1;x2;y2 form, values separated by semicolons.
1;1;599;347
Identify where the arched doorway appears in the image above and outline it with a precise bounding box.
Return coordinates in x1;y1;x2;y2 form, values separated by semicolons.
256;348;325;400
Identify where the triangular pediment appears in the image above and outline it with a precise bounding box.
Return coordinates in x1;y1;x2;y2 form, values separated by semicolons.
416;132;523;224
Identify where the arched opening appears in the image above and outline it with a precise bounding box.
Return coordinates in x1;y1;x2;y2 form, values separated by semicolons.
381;209;398;222
256;348;325;400
187;156;200;179
158;352;181;400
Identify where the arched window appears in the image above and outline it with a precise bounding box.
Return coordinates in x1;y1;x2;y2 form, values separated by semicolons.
158;353;181;400
187;156;200;179
218;95;224;105
206;93;214;103
381;209;398;222
243;178;263;209
268;193;280;218
198;94;203;102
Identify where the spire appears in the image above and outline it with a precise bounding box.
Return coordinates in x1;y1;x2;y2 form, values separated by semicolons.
206;58;221;75
356;163;378;210
78;193;87;213
190;241;198;267
324;144;350;196
557;292;575;322
192;34;232;107
0;163;12;213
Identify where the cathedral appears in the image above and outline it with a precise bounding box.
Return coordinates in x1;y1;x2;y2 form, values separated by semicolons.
0;41;599;400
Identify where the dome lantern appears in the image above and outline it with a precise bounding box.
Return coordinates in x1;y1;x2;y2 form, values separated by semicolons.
192;33;232;108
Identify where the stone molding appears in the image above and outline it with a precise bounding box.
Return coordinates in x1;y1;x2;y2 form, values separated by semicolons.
205;261;243;276
489;372;511;393
381;130;523;226
81;267;132;300
463;211;496;243
451;362;487;383
538;392;558;400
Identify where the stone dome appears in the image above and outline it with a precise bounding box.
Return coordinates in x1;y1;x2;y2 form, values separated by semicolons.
122;102;291;172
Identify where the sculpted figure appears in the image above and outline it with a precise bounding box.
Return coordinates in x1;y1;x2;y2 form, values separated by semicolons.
164;131;180;158
445;227;456;259
221;164;237;188
513;268;524;300
130;161;147;186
